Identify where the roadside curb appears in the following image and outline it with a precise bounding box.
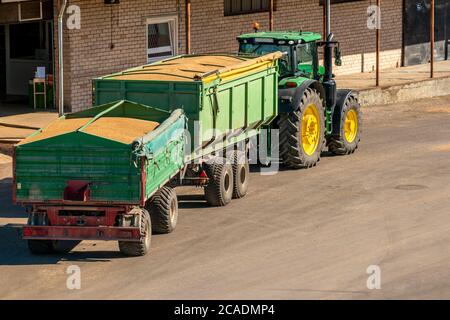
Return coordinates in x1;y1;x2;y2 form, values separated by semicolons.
357;76;450;107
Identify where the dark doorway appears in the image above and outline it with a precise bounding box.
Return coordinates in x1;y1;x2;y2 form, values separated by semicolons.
404;0;450;66
0;25;5;100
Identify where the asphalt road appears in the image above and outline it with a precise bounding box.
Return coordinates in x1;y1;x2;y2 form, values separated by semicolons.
1;95;450;299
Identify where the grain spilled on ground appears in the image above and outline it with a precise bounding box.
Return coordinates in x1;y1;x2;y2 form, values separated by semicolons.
0;153;12;164
431;144;450;152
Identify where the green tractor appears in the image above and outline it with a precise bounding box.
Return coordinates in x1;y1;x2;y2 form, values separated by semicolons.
237;23;362;169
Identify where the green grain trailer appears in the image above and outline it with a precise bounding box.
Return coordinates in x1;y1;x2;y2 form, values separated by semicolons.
93;53;280;161
14;54;281;256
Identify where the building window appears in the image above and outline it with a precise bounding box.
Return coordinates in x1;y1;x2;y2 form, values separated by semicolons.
146;16;178;63
224;0;270;16
318;0;365;4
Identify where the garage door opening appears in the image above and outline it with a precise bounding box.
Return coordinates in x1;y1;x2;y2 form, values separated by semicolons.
1;20;54;109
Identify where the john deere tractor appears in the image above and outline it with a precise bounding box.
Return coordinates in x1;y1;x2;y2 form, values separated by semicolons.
237;8;362;169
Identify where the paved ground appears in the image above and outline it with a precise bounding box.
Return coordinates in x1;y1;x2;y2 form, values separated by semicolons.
336;59;450;90
0;95;450;299
0;104;58;143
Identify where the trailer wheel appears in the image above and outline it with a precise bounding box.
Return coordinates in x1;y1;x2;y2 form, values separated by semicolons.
328;95;362;155
279;88;325;169
147;186;178;234
119;208;151;257
26;213;56;255
27;240;55;255
232;150;249;199
204;162;234;206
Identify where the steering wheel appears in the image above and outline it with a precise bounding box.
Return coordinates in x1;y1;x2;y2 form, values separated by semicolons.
279;59;289;75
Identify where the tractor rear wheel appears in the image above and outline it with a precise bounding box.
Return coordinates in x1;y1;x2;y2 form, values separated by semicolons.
119;208;151;257
232;150;249;199
147;186;178;234
204;162;234;206
328;95;362;155
279;88;325;169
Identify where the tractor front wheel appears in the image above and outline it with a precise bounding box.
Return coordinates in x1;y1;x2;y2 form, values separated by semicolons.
279;88;325;169
327;95;362;155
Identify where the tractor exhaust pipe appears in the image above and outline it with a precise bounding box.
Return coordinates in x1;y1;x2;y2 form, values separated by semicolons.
324;0;333;82
323;0;337;113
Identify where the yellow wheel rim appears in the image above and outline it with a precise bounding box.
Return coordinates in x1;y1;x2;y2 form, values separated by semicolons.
344;109;358;143
301;104;320;156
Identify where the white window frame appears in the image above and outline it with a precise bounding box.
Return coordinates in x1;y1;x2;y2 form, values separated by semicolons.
145;15;178;63
18;1;43;22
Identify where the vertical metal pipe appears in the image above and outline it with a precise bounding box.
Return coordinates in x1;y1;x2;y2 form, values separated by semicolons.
323;2;326;40
269;0;274;31
430;0;435;78
376;0;381;87
324;0;333;82
326;0;331;36
186;0;191;54
58;0;68;116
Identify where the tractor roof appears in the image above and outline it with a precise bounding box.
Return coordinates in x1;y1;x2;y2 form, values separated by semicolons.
237;31;322;43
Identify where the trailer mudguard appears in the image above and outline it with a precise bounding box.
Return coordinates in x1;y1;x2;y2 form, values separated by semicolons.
278;79;326;114
331;89;355;136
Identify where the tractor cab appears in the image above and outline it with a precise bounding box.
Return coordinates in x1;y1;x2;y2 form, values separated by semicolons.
237;31;322;80
237;31;340;82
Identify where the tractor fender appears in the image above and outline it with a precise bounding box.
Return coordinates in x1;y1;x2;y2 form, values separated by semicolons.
332;89;356;136
278;79;325;114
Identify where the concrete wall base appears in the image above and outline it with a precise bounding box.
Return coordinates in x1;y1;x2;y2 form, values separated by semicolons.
358;77;450;107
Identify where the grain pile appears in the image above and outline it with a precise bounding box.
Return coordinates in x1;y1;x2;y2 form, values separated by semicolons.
83;117;160;144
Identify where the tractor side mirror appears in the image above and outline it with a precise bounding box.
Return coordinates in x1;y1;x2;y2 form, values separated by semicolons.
334;46;342;66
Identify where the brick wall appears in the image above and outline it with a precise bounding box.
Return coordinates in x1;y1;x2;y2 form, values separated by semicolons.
54;0;403;111
53;0;184;112
189;0;403;75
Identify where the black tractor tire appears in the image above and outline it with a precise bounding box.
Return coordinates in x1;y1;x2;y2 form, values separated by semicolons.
119;208;151;257
204;162;234;206
327;95;362;155
27;213;57;255
279;88;325;169
232;150;249;199
27;240;56;255
147;186;178;234
256;132;272;167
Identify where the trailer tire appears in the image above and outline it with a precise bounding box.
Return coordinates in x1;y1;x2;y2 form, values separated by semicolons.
279;88;325;169
232;150;249;199
147;186;178;234
27;240;55;255
119;208;151;257
26;213;57;255
204;162;234;206
327;95;362;155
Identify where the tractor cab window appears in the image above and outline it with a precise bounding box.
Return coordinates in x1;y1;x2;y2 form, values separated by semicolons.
239;43;291;76
296;43;315;76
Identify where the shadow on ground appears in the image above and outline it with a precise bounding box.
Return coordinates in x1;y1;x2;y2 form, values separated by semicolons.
178;194;209;209
0;223;128;266
0;178;26;219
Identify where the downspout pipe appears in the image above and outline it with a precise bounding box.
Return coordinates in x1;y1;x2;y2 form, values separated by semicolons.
58;0;68;116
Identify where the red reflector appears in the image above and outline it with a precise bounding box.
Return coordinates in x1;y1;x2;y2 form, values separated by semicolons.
286;82;297;88
23;227;48;237
23;228;32;237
